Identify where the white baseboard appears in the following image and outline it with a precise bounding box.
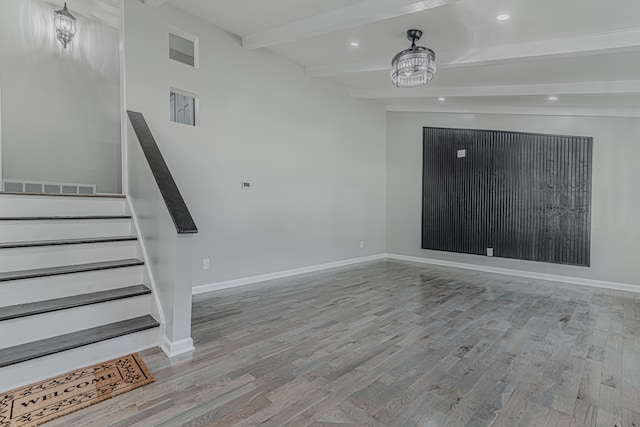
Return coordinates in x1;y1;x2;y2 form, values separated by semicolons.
161;335;195;357
386;253;640;294
191;252;639;297
192;254;386;295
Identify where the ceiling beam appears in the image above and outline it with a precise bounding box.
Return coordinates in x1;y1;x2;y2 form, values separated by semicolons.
306;28;640;77
351;80;640;99
306;61;390;78
449;29;640;68
241;0;460;50
385;104;640;118
97;0;122;7
141;0;168;7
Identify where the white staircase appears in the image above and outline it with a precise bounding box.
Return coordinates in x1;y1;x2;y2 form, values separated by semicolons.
0;193;160;392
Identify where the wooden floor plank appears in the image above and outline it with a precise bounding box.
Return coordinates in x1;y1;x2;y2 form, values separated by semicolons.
35;259;640;427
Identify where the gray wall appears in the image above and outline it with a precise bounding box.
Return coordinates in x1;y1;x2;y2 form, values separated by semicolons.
387;112;640;286
0;0;121;193
123;1;387;286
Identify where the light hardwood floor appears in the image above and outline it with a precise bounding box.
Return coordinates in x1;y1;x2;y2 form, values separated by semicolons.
47;260;640;426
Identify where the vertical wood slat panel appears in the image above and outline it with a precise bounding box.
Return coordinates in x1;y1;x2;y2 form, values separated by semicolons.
422;127;592;267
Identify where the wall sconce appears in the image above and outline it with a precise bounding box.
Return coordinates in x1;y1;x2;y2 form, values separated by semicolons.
54;3;77;48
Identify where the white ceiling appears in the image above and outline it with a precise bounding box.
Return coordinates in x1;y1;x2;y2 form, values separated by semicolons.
158;0;640;116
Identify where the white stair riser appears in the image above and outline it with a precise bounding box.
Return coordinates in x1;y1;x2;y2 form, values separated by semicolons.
0;219;133;242
0;328;159;393
0;295;152;348
0;195;127;216
0;241;139;272
0;266;144;307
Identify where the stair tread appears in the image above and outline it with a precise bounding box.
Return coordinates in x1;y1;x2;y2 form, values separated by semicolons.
0;215;131;220
0;236;138;249
0;259;144;282
0;315;159;368
0;285;151;321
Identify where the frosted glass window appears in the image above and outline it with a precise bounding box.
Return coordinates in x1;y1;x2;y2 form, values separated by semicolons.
170;91;197;126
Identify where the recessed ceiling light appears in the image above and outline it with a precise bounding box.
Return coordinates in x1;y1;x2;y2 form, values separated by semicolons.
350;42;359;47
497;14;510;21
438;97;446;101
548;96;558;101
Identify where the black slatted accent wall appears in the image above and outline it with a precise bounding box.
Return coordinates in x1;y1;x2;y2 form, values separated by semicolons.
422;127;592;266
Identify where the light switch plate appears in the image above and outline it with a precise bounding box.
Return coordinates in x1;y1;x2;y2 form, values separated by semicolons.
457;149;466;158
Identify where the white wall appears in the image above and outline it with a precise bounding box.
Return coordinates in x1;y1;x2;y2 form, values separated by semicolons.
0;0;121;193
387;112;640;286
123;1;387;287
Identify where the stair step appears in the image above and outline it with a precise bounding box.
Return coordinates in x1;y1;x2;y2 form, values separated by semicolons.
0;215;131;220
0;236;137;249
0;219;133;243
0;285;151;321
0;259;144;282
0;315;159;368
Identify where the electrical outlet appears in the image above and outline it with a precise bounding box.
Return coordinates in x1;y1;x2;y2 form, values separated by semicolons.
486;248;493;257
202;258;210;270
359;241;364;249
457;149;466;158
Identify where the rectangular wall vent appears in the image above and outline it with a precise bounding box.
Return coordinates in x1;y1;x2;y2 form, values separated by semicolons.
2;180;96;195
169;27;199;68
43;184;61;194
25;183;43;193
3;181;23;192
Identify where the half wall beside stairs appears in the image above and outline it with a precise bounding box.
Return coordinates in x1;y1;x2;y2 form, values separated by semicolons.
126;110;198;357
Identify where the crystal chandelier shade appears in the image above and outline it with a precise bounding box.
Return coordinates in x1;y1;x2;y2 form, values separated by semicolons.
54;3;77;49
390;29;436;88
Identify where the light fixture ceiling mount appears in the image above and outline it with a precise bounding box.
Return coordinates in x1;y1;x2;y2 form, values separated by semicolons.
54;2;77;49
390;29;436;88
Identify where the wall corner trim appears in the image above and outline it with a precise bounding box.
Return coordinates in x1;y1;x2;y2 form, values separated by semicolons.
385;253;640;294
192;254;386;295
161;335;195;357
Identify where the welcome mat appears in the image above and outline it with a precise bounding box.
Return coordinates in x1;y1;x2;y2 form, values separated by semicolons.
0;353;154;427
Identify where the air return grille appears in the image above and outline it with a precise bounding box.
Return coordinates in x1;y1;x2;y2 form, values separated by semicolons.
2;180;96;195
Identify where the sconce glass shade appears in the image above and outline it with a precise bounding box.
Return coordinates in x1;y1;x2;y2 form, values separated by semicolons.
54;3;77;48
390;29;436;88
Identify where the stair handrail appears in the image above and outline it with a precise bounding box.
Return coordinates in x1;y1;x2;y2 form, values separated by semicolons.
126;111;197;234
